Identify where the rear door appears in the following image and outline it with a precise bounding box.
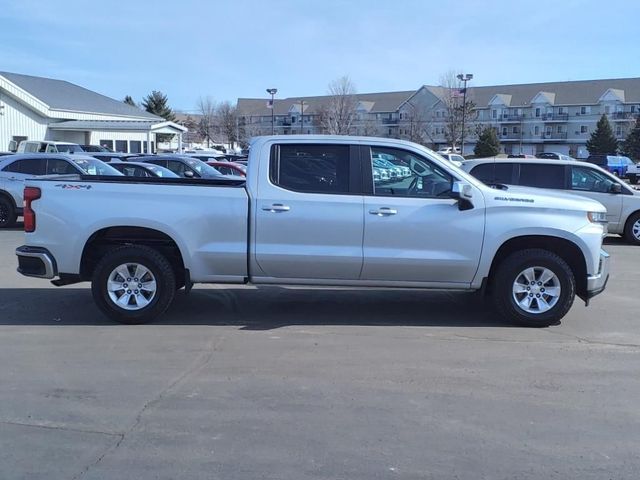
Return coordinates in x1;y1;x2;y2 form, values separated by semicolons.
253;143;364;280
0;158;47;208
361;145;485;284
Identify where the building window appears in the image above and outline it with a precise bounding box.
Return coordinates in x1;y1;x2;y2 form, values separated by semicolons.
558;107;565;114
580;106;587;115
129;141;142;153
580;125;588;134
604;105;611;114
492;109;497;119
388;129;392;136
512;126;518;134
557;125;563;133
502;127;507;136
100;140;114;150
534;126;539;135
115;140;128;153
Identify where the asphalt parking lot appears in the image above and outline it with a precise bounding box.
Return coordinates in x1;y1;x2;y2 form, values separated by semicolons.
0;228;638;480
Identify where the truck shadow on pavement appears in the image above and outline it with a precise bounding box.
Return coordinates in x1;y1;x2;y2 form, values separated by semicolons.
0;286;514;328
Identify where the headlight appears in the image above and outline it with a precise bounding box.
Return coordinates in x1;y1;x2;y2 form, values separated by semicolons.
587;211;607;224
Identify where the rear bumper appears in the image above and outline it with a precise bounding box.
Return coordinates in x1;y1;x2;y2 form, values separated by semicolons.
584;249;610;301
15;245;57;279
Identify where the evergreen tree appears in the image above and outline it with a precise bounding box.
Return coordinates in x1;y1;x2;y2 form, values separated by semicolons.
141;91;176;122
621;117;640;161
474;126;500;157
123;95;137;107
586;114;618;154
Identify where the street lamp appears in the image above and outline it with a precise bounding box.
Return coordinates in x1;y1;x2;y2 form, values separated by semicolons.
266;88;278;135
456;73;473;154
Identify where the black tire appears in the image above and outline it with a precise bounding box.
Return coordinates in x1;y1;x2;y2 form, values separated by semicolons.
629;175;638;185
91;245;176;324
624;211;640;245
492;249;575;327
0;196;16;228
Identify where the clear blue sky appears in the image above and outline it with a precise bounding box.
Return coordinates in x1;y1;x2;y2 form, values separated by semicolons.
1;0;639;111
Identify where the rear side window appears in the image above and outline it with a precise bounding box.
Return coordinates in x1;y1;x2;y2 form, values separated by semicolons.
2;159;47;175
270;144;350;194
517;164;565;189
46;159;76;175
470;163;514;184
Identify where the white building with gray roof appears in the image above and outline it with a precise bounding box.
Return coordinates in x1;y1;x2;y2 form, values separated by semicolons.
0;71;187;153
237;77;640;157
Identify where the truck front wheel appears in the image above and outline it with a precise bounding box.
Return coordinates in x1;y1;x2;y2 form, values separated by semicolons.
492;249;575;327
91;245;176;324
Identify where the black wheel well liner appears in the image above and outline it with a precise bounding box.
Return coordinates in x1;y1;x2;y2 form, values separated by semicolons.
487;235;588;297
0;190;17;209
80;226;185;283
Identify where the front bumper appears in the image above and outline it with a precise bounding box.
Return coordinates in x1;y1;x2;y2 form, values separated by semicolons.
16;245;57;279
584;249;610;303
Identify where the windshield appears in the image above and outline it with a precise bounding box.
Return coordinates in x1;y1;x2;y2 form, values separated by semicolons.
72;158;123;176
146;164;179;177
184;158;222;176
56;144;83;153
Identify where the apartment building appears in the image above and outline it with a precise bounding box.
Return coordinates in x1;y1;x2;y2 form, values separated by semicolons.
237;77;640;157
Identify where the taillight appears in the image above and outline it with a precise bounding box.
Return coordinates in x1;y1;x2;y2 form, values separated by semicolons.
23;187;41;233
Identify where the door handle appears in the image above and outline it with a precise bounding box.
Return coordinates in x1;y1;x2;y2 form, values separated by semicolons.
369;207;397;216
8;177;19;181
262;203;291;212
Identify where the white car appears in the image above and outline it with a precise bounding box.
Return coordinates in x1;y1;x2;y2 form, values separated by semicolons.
0;154;122;227
462;157;640;244
16;140;84;154
439;153;465;167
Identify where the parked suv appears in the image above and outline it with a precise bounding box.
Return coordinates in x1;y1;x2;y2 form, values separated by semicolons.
0;154;122;227
17;141;83;154
462;157;640;244
586;154;634;177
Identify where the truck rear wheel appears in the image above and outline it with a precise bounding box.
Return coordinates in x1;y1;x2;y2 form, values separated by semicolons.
0;196;16;228
91;245;176;324
629;175;638;185
492;249;575;327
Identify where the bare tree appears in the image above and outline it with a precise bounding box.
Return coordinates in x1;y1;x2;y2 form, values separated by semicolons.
401;101;433;146
319;76;358;135
216;101;239;149
197;96;217;147
438;70;476;149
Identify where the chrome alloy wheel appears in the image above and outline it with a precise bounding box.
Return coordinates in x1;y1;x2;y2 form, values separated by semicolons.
107;263;157;311
633;219;640;241
512;267;561;314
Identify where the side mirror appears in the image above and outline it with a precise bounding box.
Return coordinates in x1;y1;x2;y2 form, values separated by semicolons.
610;182;622;194
183;170;195;178
450;181;474;210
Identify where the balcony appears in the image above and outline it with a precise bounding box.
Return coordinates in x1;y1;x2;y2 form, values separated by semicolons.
380;118;399;125
542;132;567;140
612;111;637;120
542;113;569;122
499;114;525;123
499;132;522;140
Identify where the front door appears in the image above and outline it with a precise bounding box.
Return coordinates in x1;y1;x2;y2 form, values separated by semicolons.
253;143;364;280
361;146;485;285
570;164;624;229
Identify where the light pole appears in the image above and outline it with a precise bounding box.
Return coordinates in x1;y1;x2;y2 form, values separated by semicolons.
266;88;277;135
299;100;307;134
456;73;473;154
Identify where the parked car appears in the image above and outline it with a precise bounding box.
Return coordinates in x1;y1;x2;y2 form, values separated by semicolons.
206;161;247;177
110;161;180;178
373;153;412;177
439;153;466;166
437;146;460;154
536;152;576;161
17;140;83;154
16;135;609;327
80;145;114;153
0;154;122;227
183;151;226;162
626;161;640;184
462;157;640;244
507;154;537;159
87;153;141;163
585;154;633;177
136;155;230;179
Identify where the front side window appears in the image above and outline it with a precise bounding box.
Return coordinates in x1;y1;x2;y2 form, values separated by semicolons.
517;164;565;189
370;147;452;198
46;159;76;175
571;166;618;193
270;144;350;194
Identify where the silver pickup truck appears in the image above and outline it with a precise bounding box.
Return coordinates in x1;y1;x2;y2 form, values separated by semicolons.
16;136;609;327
